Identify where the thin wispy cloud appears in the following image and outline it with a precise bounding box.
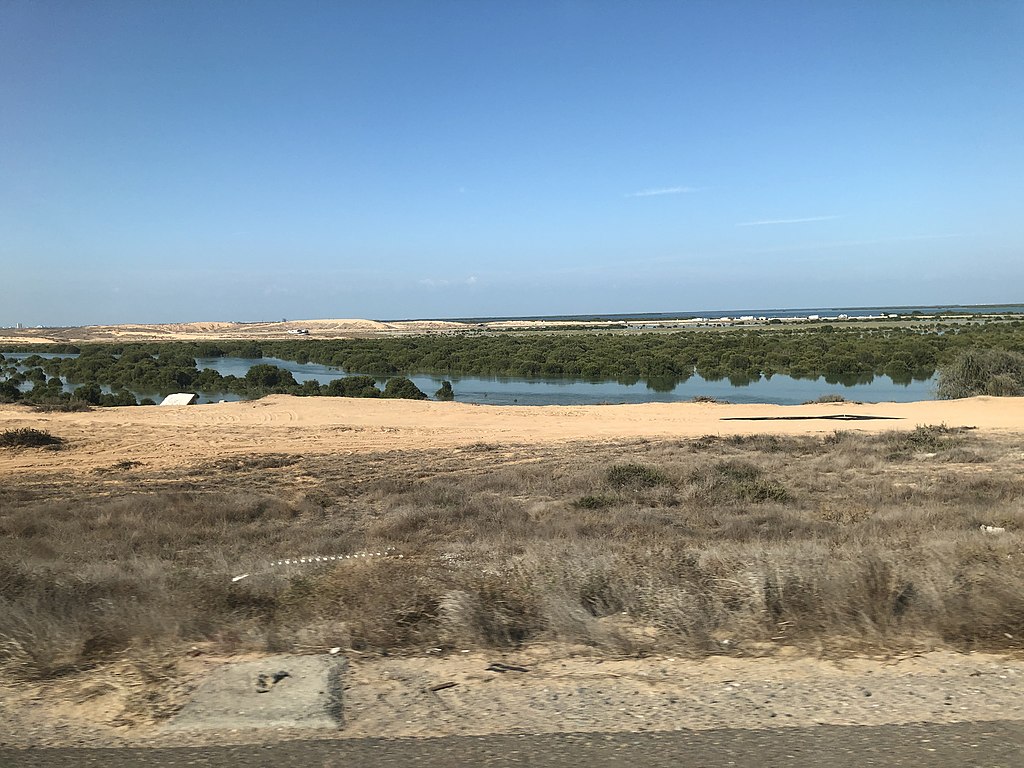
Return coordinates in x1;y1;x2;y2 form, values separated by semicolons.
743;232;964;255
626;186;697;198
418;275;479;288
737;215;840;226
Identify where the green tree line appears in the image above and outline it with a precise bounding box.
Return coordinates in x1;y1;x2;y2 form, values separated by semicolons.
0;351;429;406
4;321;1024;404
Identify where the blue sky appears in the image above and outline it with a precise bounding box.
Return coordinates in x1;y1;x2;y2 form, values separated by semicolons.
2;1;1022;325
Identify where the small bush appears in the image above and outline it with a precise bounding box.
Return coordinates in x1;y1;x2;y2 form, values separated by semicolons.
0;380;22;402
573;494;615;510
803;393;849;404
688;460;791;503
438;570;544;647
435;380;455;401
113;460;143;471
606;463;669;489
0;428;64;449
885;425;964;460
723;434;808;453
219;454;299;471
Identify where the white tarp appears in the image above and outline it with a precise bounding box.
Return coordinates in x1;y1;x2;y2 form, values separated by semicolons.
160;393;198;406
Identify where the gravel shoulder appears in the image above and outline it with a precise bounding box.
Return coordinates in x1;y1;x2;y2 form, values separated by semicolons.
2;646;1023;749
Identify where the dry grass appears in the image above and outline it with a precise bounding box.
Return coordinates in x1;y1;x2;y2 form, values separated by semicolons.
2;427;1023;681
29;402;93;413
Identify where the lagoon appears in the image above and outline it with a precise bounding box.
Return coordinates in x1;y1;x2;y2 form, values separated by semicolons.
4;352;936;406
195;356;935;406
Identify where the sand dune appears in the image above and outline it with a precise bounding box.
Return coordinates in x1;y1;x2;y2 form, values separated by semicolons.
0;317;472;344
2;396;1020;476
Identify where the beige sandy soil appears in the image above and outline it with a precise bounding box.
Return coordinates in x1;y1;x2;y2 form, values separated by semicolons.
0;318;475;344
2;646;1023;747
2;395;1021;476
0;315;668;344
4;395;1024;747
0;317;506;344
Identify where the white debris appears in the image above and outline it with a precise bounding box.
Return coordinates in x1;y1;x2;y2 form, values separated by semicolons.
233;548;400;580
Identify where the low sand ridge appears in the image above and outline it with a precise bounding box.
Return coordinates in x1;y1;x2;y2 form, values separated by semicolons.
0;318;471;344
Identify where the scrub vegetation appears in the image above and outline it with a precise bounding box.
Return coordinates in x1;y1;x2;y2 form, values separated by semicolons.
3;321;1024;406
935;348;1024;399
2;427;1022;682
0;349;428;406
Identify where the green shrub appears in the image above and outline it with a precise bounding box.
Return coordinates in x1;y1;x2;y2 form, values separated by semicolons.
0;380;22;402
936;349;1024;399
244;364;298;389
383;377;428;400
324;375;381;398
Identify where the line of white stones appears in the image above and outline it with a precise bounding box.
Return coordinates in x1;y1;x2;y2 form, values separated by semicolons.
232;547;401;582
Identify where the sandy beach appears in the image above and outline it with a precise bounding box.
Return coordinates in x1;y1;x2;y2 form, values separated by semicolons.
2;395;1020;476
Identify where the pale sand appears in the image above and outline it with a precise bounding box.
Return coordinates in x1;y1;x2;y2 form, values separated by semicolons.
2;395;1020;475
0;317;471;344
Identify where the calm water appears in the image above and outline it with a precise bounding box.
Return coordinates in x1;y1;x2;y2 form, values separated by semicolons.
4;352;936;405
197;357;935;406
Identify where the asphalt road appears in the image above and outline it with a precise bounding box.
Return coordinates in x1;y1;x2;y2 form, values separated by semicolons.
3;721;1023;768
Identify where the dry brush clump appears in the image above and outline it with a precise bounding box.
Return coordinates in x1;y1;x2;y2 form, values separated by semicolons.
0;428;64;449
2;426;1024;680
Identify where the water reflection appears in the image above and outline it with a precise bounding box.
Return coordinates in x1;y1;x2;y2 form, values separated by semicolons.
2;352;938;406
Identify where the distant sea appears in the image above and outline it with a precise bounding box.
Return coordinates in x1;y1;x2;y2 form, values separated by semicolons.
422;304;1024;324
